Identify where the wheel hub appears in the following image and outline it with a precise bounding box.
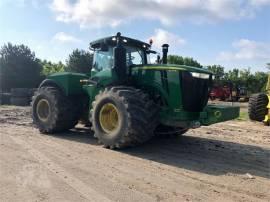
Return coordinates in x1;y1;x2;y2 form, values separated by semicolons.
99;103;119;133
36;99;50;122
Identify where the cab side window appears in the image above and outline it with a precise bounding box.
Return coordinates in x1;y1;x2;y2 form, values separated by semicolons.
125;47;144;66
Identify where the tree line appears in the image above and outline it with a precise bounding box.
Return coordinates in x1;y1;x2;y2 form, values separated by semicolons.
0;43;269;94
206;64;269;93
0;43;93;91
168;56;269;93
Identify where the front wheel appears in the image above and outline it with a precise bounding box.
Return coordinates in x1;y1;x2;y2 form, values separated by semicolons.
91;86;159;149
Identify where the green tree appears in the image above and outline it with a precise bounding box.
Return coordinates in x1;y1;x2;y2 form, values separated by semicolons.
224;68;240;83
0;43;43;92
168;55;202;68
248;71;268;92
40;60;65;76
222;68;268;93
66;49;93;73
207;65;225;81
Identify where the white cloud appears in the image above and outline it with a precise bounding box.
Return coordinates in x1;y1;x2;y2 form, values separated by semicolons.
50;0;270;28
52;32;81;43
217;39;270;61
150;29;186;50
0;0;43;8
249;0;270;7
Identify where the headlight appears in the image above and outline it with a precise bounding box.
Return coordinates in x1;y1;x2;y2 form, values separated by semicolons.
191;72;210;79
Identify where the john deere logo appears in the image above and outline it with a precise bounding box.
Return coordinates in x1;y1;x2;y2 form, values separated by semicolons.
214;110;222;118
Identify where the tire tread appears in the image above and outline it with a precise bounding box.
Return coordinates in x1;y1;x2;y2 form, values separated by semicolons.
92;86;159;148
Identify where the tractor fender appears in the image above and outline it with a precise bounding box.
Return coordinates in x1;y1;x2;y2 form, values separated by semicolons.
38;79;65;93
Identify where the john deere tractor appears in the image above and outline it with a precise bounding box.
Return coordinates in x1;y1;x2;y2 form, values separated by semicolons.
248;74;270;125
31;33;239;149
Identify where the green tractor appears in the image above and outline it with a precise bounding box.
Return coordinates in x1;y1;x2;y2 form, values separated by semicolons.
31;33;239;149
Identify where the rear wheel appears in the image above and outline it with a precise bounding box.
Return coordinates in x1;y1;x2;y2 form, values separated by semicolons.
248;93;268;121
31;87;79;133
91;86;159;149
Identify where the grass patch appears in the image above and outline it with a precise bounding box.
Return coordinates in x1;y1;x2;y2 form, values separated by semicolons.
237;111;249;121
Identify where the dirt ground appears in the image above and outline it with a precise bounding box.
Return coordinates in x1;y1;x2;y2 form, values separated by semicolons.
0;104;269;202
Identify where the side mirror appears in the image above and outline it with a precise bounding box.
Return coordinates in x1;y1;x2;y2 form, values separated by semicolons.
162;44;169;64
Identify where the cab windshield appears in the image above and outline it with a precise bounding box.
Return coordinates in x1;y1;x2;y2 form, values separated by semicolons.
93;46;146;71
93;48;113;71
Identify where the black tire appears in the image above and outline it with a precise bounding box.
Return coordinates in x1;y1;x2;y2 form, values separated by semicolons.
155;124;188;137
11;88;29;97
248;93;268;121
31;87;79;133
10;97;29;106
91;86;159;149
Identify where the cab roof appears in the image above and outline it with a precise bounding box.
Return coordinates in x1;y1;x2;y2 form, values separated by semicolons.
90;35;151;50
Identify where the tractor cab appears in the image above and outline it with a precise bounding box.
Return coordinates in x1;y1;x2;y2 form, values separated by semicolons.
90;33;151;72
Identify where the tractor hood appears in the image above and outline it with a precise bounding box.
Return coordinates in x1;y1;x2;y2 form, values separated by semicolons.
133;64;213;75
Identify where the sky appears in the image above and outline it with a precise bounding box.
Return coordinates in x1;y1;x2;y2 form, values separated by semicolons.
0;0;270;72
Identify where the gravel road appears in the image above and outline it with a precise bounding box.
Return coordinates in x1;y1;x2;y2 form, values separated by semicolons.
0;106;269;202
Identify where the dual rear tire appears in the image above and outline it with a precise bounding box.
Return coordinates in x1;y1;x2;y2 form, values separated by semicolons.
32;86;159;149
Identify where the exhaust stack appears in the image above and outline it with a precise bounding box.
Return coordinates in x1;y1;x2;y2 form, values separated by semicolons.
162;44;169;64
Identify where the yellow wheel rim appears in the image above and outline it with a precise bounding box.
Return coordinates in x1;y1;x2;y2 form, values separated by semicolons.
99;103;119;133
36;99;50;122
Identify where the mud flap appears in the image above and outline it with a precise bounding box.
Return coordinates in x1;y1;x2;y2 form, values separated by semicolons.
200;105;240;126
